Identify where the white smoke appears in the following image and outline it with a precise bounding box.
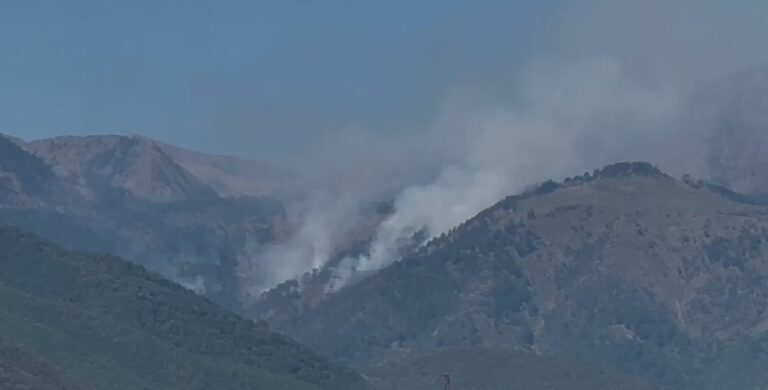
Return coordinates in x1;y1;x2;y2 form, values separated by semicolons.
238;191;359;295
240;0;768;296
325;57;684;290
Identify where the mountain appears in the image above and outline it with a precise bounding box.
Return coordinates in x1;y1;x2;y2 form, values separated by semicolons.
364;347;662;390
158;141;304;199
0;338;87;390
12;133;303;201
23;135;218;202
251;162;768;389
0;135;59;207
0;134;295;309
0;225;368;390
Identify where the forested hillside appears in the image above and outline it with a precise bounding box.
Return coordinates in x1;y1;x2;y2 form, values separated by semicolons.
253;163;768;389
0;225;367;390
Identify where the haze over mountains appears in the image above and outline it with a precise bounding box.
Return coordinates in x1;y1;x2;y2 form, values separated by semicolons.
2;66;768;389
253;163;768;389
0;137;674;390
0;133;301;309
5;1;768;389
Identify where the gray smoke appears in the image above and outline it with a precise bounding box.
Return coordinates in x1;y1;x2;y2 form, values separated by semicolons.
328;57;685;290
242;0;768;296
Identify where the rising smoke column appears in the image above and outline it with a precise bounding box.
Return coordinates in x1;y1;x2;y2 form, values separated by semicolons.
326;57;683;291
238;0;768;298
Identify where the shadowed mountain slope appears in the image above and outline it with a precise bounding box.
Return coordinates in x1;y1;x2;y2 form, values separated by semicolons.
0;225;368;390
0;135;58;207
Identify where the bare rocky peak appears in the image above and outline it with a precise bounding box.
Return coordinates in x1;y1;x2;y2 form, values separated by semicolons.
14;133;302;202
0;133;291;309
26;135;216;202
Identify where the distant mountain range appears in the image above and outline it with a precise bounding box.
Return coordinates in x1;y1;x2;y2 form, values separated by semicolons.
0;133;688;390
0;133;302;310
157;140;304;200
3;66;768;389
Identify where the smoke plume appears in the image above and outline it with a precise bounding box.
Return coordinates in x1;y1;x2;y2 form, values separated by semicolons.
241;0;768;296
327;57;685;290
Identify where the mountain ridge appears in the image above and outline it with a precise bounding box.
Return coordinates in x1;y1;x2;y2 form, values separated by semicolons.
0;133;295;309
0;135;59;207
5;133;303;201
251;162;768;389
157;139;304;199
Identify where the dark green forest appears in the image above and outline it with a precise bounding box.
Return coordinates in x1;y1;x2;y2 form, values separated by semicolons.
0;225;367;390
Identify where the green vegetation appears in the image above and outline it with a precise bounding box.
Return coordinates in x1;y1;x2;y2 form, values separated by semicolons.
0;134;289;311
0;338;86;390
0;225;367;390
0;193;284;310
364;348;663;390
254;162;768;389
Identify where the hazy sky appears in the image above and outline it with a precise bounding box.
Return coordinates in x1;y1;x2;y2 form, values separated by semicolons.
0;1;558;165
2;1;767;168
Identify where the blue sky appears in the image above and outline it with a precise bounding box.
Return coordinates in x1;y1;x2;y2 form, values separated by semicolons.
0;1;559;164
2;1;768;167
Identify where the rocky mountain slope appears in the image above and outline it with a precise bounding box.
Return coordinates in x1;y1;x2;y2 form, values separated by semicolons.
0;225;368;390
24;135;217;202
15;134;302;201
251;162;768;389
158;141;303;199
0;134;295;310
0;135;60;207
